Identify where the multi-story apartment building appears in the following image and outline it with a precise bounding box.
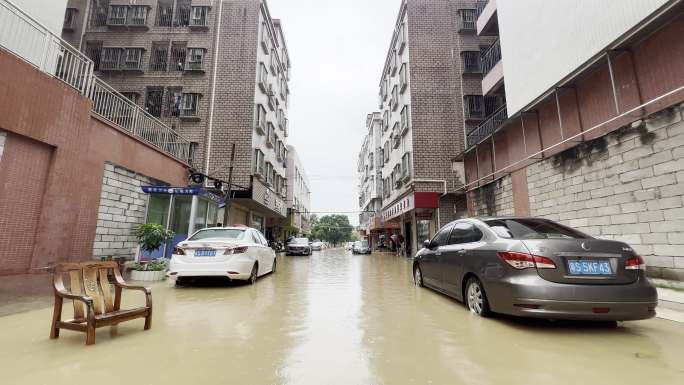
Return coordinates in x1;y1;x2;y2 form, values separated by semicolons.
286;145;311;236
63;0;293;238
373;0;492;256
357;112;389;248
462;0;684;281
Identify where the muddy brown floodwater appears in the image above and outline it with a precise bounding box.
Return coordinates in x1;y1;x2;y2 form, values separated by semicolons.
0;248;683;385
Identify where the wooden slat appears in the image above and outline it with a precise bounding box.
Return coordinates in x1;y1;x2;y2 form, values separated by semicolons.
99;268;114;314
69;271;85;320
83;266;104;315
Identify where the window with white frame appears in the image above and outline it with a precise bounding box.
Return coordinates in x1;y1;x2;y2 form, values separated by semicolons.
181;93;200;117
265;162;273;185
128;6;147;25
401;152;411;180
384;141;390;162
266;123;275;147
123;48;143;70
400;105;410;134
397;23;407;54
190;6;208;26
399;63;408;93
391;85;399;111
258;63;268;92
261;22;270;54
108;6;127;25
100;47;121;70
254;149;265;176
186;48;204;70
255;104;267;134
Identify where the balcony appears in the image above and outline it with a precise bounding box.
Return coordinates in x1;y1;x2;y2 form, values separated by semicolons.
476;0;498;36
467;104;507;148
63;8;77;31
464;95;485;121
481;40;504;96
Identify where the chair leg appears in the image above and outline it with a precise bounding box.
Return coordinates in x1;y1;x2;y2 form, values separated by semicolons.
144;311;152;330
85;318;96;345
50;296;62;339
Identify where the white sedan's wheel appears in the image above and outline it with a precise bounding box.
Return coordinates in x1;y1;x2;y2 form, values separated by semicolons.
248;264;258;285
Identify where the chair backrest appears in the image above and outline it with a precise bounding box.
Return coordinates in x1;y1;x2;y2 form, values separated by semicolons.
53;262;119;318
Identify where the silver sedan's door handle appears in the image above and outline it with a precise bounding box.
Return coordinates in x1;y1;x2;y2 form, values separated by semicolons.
457;249;466;255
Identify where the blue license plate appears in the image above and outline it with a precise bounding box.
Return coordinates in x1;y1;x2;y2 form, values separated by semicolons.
194;249;216;257
568;259;612;275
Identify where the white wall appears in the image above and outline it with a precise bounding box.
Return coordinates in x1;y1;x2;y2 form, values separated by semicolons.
498;0;670;116
12;0;68;34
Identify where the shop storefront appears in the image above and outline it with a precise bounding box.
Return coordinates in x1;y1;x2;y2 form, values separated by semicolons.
226;178;288;244
382;192;441;257
142;186;222;259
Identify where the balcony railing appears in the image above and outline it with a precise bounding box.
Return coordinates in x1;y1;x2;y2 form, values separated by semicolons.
459;9;477;32
475;1;489;17
0;0;192;162
462;51;481;75
467;104;507;148
480;39;501;76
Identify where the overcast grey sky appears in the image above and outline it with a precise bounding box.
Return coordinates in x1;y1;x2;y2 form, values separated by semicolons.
268;0;400;225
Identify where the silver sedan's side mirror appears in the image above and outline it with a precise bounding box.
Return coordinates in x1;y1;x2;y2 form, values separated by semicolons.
423;239;431;249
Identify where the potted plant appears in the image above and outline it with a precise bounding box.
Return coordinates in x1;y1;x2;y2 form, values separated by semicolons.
131;224;174;282
130;259;168;282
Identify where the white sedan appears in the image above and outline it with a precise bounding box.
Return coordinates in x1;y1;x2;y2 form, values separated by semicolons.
168;226;276;285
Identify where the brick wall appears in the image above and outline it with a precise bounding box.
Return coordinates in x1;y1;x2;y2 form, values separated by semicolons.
438;193;467;227
93;163;156;259
526;105;684;280
468;175;514;217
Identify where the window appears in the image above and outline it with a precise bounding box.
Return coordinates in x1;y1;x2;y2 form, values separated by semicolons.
156;1;173;27
100;47;121;70
145;87;164;118
258;62;268;92
390;49;399;76
85;41;103;70
265;162;274;185
175;0;191;26
170;42;187;71
464;95;484;120
190;6;209;27
90;0;109;27
383;110;389;131
397;23;407;54
181;93;200;117
459;9;477;31
392;124;401;148
266;123;275;147
122;48;143;70
383;141;390;162
128;6;147;26
448;222;483;244
461;51;481;74
121;92;139;104
107;5;127;25
277;108;285;130
391;85;399;111
380;79;388;101
401;152;411;180
255;104;267;135
483;219;590;240
400;105;410;134
261;22;270;54
186;48;204;71
166;87;182;117
254;149;265;176
63;8;77;30
369;152;374;170
150;42;168;71
431;224;454;248
399;63;408;92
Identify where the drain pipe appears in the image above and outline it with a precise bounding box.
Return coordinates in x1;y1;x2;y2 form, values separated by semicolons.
204;0;224;175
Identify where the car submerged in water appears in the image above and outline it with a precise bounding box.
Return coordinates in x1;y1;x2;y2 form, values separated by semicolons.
286;237;312;256
412;217;657;321
352;240;371;255
168;226;276;285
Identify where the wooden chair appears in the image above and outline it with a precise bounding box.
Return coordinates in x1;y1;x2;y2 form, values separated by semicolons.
49;261;152;345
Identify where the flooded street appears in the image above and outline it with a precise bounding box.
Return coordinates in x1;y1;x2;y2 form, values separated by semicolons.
1;248;683;385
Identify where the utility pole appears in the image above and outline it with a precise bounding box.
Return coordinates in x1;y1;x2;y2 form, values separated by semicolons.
222;143;236;226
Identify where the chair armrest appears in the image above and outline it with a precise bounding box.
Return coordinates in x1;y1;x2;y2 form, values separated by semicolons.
54;289;94;305
115;282;151;294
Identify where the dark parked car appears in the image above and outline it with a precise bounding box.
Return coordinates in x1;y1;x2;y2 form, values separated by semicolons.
286;237;312;256
412;217;657;321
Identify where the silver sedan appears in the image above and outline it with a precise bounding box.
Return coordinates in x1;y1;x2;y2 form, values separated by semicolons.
413;217;657;321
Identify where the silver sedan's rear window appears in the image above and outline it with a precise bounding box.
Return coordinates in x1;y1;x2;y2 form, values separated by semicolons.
484;219;589;239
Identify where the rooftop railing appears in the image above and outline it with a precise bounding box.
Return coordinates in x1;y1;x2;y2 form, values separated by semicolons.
0;0;192;163
467;104;507;148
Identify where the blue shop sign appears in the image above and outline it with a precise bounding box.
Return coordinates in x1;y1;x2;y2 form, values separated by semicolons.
141;186;223;204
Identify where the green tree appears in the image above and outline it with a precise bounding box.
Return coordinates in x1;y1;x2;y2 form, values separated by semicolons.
310;215;353;246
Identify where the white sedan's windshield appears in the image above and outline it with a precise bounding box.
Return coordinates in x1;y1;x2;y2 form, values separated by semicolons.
190;229;246;241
